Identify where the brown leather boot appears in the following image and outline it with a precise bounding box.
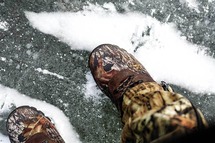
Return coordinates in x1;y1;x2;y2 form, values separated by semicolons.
88;44;154;114
6;106;65;143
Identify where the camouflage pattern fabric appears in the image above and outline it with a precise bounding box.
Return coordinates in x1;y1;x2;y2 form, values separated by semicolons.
121;82;208;143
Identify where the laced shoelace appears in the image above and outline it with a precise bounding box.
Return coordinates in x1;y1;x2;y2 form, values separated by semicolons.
27;116;46;139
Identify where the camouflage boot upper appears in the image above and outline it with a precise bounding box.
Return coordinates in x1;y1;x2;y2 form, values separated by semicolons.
6;106;65;143
89;44;154;113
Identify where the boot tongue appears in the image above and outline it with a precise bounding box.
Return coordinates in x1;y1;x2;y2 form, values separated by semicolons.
108;69;154;114
26;132;56;143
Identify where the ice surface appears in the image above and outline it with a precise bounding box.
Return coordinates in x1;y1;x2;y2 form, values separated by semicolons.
0;133;9;142
0;21;8;31
179;0;199;10
35;68;65;79
83;71;103;101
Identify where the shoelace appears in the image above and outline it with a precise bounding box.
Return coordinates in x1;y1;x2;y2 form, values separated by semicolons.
27;116;46;139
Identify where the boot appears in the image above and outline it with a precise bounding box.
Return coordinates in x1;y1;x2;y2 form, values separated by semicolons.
89;44;208;143
88;44;154;114
6;106;65;143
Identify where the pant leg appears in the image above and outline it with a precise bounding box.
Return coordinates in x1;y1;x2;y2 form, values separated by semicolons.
120;82;208;143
